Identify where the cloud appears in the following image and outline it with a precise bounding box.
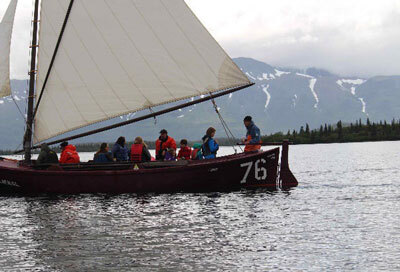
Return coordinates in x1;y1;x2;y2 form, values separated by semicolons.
1;0;399;78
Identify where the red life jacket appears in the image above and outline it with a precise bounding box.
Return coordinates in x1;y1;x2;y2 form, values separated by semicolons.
59;145;80;164
131;144;143;163
178;146;192;160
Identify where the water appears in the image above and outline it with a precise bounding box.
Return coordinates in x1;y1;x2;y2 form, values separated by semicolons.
1;142;400;271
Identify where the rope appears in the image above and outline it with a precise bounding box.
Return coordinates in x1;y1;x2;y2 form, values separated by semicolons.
209;94;242;153
149;107;157;125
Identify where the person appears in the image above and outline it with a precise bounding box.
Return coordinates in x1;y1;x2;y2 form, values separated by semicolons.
93;143;114;163
59;141;80;164
202;127;219;159
131;137;151;163
164;148;177;161
242;116;262;152
191;143;203;160
177;139;192;160
112;136;129;162
155;129;177;161
36;143;58;165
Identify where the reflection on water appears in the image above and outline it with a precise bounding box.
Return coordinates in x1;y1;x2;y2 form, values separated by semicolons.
1;142;400;271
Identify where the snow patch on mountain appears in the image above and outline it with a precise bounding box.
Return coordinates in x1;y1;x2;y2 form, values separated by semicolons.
275;69;290;77
245;72;256;81
177;115;184;118
351;87;356;95
296;73;314;79
229;93;233;99
292;94;298;108
261;84;271;109
309;79;319;108
337;79;366;89
359;98;368;115
0;100;3;104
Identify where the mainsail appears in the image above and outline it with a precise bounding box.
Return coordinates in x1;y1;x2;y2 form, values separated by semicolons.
0;0;18;98
34;0;251;144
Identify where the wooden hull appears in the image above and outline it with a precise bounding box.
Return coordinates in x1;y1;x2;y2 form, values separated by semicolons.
0;147;298;194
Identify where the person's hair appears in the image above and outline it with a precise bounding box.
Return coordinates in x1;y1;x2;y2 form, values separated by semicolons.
116;136;125;146
96;143;108;155
160;129;168;135
244;116;252;122
134;137;147;148
206;127;216;137
180;139;188;145
168;148;176;153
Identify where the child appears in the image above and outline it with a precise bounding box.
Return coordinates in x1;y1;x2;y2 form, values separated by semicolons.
164;148;177;161
177;139;192;160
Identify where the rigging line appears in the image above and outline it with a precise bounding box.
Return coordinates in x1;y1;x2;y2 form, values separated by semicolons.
11;95;27;123
32;0;75;120
149;107;157;125
209;95;239;154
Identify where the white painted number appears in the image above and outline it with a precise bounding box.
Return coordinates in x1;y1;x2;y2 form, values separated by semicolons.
255;159;267;181
240;159;268;184
240;162;253;184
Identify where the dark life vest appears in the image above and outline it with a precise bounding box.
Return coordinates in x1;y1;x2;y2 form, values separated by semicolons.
131;144;143;162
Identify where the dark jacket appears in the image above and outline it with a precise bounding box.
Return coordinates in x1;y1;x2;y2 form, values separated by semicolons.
36;144;58;165
246;121;261;144
202;135;219;159
93;152;113;163
112;143;129;162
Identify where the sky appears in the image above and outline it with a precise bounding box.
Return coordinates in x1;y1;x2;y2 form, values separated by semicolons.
1;0;400;79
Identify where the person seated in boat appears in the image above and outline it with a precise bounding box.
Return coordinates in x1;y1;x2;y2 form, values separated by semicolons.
131;137;151;163
112;136;129;162
191;143;203;160
202;127;219;159
164;148;177;161
177;139;192;160
36;143;59;165
242;116;261;153
59;141;80;164
93;143;114;163
155;129;177;161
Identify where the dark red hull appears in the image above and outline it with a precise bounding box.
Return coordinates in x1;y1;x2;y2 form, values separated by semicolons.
0;146;298;194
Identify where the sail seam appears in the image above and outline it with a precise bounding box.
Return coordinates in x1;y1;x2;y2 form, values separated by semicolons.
79;1;131;113
102;0;152;107
160;0;219;90
130;0;199;99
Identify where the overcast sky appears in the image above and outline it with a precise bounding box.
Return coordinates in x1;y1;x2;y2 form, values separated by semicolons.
1;0;400;79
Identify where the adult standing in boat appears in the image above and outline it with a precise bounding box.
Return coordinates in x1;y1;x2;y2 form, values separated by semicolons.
112;136;129;162
59;142;80;164
242;116;262;152
131;137;152;163
36;143;58;165
202;127;219;159
93;143;114;163
155;129;177;161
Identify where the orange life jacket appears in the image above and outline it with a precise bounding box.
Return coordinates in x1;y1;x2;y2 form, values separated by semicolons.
244;135;261;152
131;144;143;163
59;145;80;164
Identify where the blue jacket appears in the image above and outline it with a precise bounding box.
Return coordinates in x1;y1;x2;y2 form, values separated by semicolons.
246;122;261;144
112;143;129;162
94;152;113;163
202;136;219;159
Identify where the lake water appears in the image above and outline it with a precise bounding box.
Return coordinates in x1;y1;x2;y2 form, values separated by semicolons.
1;142;400;271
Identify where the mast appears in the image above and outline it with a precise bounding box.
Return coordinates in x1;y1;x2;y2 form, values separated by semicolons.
23;0;40;163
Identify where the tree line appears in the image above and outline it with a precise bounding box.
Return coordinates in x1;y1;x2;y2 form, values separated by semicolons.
261;118;400;144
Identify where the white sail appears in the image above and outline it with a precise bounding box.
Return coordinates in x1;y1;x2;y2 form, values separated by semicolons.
0;0;18;98
34;0;250;143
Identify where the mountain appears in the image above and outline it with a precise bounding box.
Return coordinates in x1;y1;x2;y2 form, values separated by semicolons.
1;57;400;150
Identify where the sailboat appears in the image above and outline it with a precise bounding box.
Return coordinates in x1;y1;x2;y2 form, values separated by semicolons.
0;0;298;194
